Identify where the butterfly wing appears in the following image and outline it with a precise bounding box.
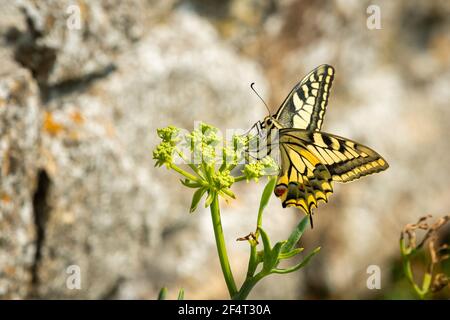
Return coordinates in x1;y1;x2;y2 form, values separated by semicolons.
294;130;390;182
275;131;333;213
250;64;388;216
274;64;334;131
274;129;389;214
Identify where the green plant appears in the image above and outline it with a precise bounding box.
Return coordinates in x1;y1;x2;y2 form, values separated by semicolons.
153;123;320;299
400;215;450;299
157;287;185;300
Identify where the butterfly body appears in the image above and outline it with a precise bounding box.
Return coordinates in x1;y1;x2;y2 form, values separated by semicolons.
252;64;388;218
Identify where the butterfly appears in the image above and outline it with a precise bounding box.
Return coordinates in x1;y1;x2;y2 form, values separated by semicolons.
248;64;389;226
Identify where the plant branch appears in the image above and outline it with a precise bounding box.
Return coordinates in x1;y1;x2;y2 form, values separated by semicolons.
400;238;428;299
232;272;265;300
210;193;238;297
170;163;203;184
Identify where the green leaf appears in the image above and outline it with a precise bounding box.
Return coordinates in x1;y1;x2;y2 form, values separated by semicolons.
281;215;309;254
254;177;277;238
246;245;259;278
422;272;432;293
190;188;207;213
158;287;168;300
259;227;273;272
177;288;185;300
219;189;236;200
204;191;216;208
272;247;321;274
279;247;304;260
269;241;285;269
188;164;204;178
181;179;201;188
258;177;277;216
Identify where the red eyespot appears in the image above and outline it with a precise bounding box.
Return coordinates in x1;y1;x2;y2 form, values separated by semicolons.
274;185;287;197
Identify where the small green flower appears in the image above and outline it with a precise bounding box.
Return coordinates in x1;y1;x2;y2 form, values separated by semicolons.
261;156;278;173
199;122;220;145
157;126;180;143
184;123;221;166
213;170;235;189
232;134;248;151
221;134;253;169
243;157;278;182
186;123;220;149
153;141;175;167
200;144;217;165
222;144;242;168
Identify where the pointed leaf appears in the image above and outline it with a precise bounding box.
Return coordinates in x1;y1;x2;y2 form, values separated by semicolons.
272;247;321;274
259;227;273;272
246;245;259;278
219;189;236;200
279;247;304;260
190;188;207;213
177;288;185;300
188;164;204;178
281;215;309;254
269;241;285;269
180;179;201;188
258;177;277;216
422;272;432;293
204;191;216;208
158;287;168;300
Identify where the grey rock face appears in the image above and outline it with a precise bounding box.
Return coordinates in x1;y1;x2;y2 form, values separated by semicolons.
1;2;270;299
0;59;40;298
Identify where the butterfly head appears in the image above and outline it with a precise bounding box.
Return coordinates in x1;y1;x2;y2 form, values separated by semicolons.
261;116;282;130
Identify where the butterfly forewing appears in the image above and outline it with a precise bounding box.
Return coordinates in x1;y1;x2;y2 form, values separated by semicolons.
275;64;334;132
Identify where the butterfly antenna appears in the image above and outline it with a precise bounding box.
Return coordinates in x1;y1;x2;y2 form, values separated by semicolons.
250;82;271;116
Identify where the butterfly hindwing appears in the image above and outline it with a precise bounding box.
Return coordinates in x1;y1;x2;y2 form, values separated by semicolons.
275;64;334;132
275;130;333;214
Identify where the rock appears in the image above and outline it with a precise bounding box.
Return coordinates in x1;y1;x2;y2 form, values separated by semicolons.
2;2;273;298
13;0;177;87
0;57;40;298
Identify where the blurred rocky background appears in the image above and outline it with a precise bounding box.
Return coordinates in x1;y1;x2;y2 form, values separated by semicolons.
0;0;449;299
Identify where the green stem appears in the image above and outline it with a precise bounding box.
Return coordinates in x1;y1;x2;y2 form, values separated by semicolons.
245;244;259;278
234;175;247;182
402;257;426;299
175;149;204;179
210;194;237;298
400;238;427;299
232;272;265;300
170;163;203;184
